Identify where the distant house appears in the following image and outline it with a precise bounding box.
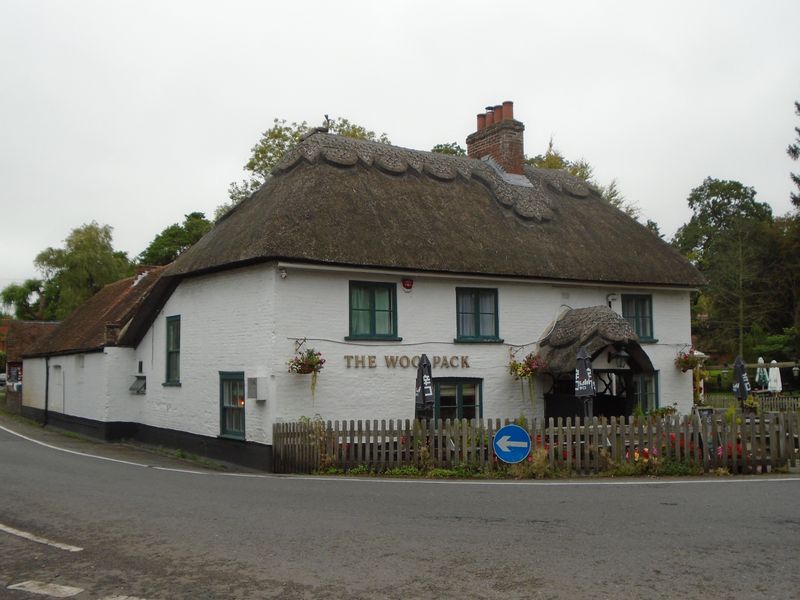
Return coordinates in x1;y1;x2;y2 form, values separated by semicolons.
4;320;59;413
23;101;703;470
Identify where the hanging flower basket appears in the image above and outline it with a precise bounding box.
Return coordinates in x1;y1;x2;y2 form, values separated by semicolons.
288;347;326;402
509;352;547;380
674;349;702;373
288;348;325;375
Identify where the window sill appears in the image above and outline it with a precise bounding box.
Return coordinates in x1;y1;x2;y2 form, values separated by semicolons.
638;338;659;344
453;338;505;344
218;433;245;442
344;336;403;342
162;381;182;387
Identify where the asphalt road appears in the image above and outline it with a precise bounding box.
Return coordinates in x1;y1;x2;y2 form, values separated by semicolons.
1;419;799;599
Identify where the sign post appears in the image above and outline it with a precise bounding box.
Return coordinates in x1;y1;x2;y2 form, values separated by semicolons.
492;424;532;464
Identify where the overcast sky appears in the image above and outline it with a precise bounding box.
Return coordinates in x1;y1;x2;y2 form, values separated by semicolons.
1;0;798;290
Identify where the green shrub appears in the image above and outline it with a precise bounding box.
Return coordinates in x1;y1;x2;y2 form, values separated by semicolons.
384;465;421;477
347;464;370;475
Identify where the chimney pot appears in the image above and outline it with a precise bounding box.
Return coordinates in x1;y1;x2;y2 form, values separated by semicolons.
466;100;525;175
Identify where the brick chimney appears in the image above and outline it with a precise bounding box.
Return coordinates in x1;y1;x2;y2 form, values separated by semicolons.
466;100;525;175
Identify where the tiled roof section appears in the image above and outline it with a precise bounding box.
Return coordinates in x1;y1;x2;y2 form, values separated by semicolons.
6;321;60;362
26;267;166;357
167;132;704;288
538;306;642;373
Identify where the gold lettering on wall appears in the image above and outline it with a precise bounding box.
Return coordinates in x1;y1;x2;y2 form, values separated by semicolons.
347;355;471;369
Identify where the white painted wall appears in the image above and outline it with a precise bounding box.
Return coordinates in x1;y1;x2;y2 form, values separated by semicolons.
22;262;695;446
131;264;274;442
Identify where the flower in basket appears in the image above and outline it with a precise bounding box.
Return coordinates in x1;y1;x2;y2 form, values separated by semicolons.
288;348;326;375
509;352;547;380
674;348;702;373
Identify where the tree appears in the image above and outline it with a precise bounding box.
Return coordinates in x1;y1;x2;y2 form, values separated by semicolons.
220;117;391;220
0;279;46;320
787;101;800;207
138;212;212;265
526;138;642;219
33;222;133;320
672;177;776;356
431;142;466;156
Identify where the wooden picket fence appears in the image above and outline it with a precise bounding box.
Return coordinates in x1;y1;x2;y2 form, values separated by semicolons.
272;413;800;475
704;393;800;412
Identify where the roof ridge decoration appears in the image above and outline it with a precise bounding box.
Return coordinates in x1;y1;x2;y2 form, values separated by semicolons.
272;133;600;223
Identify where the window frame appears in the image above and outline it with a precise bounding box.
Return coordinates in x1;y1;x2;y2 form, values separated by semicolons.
621;294;654;341
346;281;401;341
633;371;659;413
219;371;246;440
455;287;501;342
433;378;484;422
164;315;181;385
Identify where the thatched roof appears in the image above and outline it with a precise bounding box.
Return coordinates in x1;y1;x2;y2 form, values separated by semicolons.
165;133;703;287
26;267;165;357
538;305;652;373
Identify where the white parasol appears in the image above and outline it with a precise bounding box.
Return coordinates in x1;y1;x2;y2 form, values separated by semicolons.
755;357;769;389
767;360;783;393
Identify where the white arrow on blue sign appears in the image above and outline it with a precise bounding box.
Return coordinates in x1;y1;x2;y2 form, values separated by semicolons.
492;424;532;464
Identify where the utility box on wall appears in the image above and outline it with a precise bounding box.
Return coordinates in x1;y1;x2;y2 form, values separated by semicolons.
247;377;269;403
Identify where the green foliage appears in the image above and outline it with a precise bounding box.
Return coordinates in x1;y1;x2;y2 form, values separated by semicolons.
645;219;663;238
383;465;422;477
1;279;46;320
526;138;642;220
673;177;781;356
137;212;212;266
347;464;370;475
507;448;558;479
788;101;800;207
0;350;6;371
220;116;392;220
751;327;800;361
431;142;466;156
4;222;133;321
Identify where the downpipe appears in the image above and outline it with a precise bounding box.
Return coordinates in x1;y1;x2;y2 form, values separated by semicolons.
44;356;49;427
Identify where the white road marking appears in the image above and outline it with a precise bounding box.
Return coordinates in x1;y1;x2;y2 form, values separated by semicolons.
2;423;799;487
0;522;82;552
0;424;208;475
7;580;83;597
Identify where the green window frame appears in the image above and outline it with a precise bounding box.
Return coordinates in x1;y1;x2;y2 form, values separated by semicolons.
456;288;500;341
622;294;654;340
434;378;483;422
220;371;245;439
632;371;659;413
347;281;400;340
165;315;181;385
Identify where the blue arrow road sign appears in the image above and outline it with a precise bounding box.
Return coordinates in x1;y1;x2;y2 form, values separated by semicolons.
493;424;532;464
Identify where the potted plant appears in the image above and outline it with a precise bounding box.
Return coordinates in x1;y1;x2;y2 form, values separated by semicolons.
674;348;702;373
288;347;326;400
508;352;547;380
288;347;325;375
508;352;547;409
